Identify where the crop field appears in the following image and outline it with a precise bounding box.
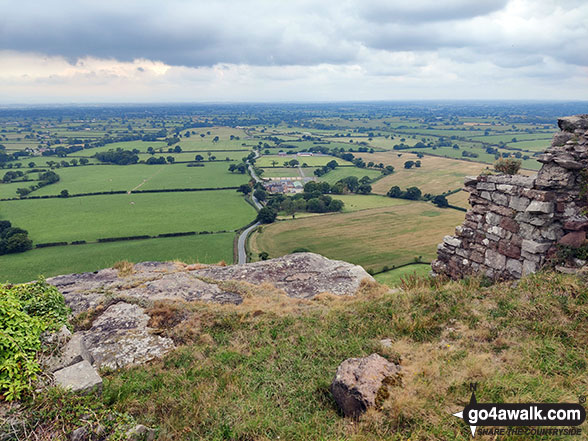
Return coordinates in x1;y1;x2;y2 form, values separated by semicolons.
333;194;412;212
0;190;256;243
356;151;488;195
256;155;353;167
504;139;552;151
0;232;235;283
250;201;465;272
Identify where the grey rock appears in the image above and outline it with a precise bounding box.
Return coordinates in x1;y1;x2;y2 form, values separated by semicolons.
126;424;156;441
521;240;551;254
379;338;393;348
443;236;461;248
192;253;374;299
526;201;554;214
522;259;538;276
331;354;401;418
82;302;175;370
477;182;496;191
43;333;93;373
53;360;102;395
71;426;88;441
506;259;522;278
509;196;530;212
558;115;588;132
491;192;509;206
485;249;506;270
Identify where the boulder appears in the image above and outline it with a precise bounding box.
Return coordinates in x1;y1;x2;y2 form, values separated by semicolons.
330;353;401;418
126;424;156;441
82;302;175;370
53;360;102;395
42;333;93;373
192;253;374;299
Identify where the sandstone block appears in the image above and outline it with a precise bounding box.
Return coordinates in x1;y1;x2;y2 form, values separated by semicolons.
558;231;586;248
331;354;401;418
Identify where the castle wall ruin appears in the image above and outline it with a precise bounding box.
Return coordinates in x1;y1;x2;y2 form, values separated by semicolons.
432;114;588;280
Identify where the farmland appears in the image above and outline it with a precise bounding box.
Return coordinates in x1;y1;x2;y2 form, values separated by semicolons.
249;202;465;272
0;101;574;282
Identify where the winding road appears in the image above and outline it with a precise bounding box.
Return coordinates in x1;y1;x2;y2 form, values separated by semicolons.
237;152;263;264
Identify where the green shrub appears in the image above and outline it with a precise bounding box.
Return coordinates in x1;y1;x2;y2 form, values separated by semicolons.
0;280;69;400
494;158;521;175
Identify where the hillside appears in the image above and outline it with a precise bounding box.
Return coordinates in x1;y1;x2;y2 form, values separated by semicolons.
1;255;586;440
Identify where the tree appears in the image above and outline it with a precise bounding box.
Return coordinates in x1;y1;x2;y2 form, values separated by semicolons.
357;183;372;194
404;186;422;200
237;184;251;195
166;156;175;164
16;188;31;197
174;145;182;153
59;189;70;198
212;136;219;143
257;207;277;224
387;186;403;198
258;251;269;260
228;164;237;173
79;158;89;166
432;195;448;207
404;160;415;169
253;189;267;202
195;155;204;162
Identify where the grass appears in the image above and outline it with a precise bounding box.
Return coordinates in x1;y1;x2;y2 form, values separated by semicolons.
26;163;248;196
250;202;465;272
18;271;588;440
0;190;256;243
374;264;432;287
0;233;235;283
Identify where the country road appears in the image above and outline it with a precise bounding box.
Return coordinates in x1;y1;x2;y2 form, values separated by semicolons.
238;152;263;264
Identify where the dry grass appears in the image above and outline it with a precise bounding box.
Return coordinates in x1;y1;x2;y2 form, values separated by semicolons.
250;202;465;271
113;260;135;277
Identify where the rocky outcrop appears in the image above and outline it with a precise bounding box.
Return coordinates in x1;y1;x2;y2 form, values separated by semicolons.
331;354;402;418
47;253;373;371
433;115;588;280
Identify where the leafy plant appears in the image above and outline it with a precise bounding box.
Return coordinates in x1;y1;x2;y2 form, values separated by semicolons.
0;280;69;400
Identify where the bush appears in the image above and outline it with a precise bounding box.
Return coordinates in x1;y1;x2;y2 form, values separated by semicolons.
494;158;521;175
0;280;69;400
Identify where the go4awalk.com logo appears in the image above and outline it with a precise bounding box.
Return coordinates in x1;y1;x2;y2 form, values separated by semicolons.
452;384;586;437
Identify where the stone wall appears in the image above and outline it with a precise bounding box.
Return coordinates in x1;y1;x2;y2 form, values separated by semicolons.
432;114;588;280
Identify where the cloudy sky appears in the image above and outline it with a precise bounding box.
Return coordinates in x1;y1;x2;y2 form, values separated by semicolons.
1;0;587;103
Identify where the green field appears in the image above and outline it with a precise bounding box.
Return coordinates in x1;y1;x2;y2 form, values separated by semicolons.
0;233;235;283
334;194;411;212
25;163;248;197
0;190;256;243
374;264;432;287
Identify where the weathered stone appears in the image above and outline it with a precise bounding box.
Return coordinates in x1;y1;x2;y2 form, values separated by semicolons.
500;217;519;233
485;249;506;270
126;424;156;441
53;360;102;395
331;354;401;418
192;253;374;299
558;115;588;132
506;259;522;278
82;302;175;370
522;259;538;276
564;218;588;231
464;176;478;186
509;196;530;212
43;333;93;373
70;426;89;441
521;240;552;254
498;241;521;259
485;212;502;226
526;201;554;214
496;184;514;192
558;231;586;248
480;191;492;201
477;182;496;191
491;192;509;206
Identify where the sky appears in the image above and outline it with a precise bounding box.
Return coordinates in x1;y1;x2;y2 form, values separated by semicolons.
1;0;587;103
